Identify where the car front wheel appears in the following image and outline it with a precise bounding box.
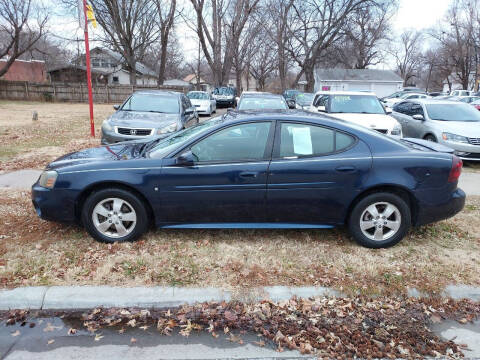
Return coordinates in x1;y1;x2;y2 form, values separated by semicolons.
82;188;149;243
348;192;411;248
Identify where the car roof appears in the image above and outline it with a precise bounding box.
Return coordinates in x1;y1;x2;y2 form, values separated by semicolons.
187;90;208;94
313;90;376;96
412;99;467;105
240;93;283;98
133;90;181;97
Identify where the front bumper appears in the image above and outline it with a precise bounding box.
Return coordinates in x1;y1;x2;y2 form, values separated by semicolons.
31;184;77;223
415;188;466;226
440;140;480;161
214;99;235;107
101;129;157;145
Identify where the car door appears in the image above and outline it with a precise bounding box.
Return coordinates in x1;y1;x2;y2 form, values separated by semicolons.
392;101;413;136
407;103;427;138
156;121;275;224
266;121;372;225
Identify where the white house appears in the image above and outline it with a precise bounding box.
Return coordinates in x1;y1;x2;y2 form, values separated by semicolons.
314;68;403;98
78;47;158;85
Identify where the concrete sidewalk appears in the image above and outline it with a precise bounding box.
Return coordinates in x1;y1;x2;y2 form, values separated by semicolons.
1;168;479;195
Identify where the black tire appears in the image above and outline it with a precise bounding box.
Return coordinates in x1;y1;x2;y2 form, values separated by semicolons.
424;134;437;142
82;188;149;243
348;192;411;248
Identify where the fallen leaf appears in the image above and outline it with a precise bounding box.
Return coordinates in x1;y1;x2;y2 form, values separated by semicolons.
139;325;149;331
127;319;136;327
130;337;137;343
11;330;20;337
68;328;77;335
94;334;104;341
47;339;55;345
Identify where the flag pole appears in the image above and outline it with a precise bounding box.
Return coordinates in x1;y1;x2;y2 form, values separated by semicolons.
82;0;95;137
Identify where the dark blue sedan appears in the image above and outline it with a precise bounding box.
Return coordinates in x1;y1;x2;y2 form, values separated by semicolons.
32;110;465;248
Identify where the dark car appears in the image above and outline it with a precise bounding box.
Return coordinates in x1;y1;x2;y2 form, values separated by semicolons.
237;93;288;111
101;90;198;145
212;87;236;107
32;110;465;248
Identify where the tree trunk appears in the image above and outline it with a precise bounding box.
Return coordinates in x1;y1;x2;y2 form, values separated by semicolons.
304;61;315;93
157;37;169;85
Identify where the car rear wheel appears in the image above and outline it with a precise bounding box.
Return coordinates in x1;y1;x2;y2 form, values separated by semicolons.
348;192;411;248
82;188;149;243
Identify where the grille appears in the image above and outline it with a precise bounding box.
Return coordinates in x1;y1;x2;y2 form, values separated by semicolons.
374;129;388;134
116;127;152;136
468;137;480;145
194;104;201;107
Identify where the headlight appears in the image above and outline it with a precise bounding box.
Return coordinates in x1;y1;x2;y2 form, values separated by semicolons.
442;132;469;143
391;124;402;136
157;122;178;135
38;170;58;189
101;120;112;131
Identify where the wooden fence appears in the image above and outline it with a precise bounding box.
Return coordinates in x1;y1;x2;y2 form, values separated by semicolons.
0;81;189;103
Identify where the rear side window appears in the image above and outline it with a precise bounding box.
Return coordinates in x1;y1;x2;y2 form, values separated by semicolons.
393;101;411;114
278;123;355;158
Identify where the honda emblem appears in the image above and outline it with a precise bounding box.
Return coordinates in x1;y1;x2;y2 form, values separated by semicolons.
130;129;137;135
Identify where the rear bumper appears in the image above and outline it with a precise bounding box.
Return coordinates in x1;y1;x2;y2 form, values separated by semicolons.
31;184;77;223
415;188;466;226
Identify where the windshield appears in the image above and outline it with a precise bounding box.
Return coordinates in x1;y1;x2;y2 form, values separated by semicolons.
285;90;300;98
295;93;314;105
122;94;179;114
187;92;209;100
149;118;222;158
213;87;234;96
426;103;480;121
238;96;288;110
329;95;385;114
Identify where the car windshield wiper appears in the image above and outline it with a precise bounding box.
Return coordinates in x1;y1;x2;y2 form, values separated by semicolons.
147;110;168;113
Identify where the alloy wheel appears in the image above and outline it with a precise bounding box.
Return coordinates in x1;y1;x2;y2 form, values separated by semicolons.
359;202;402;241
91;197;137;238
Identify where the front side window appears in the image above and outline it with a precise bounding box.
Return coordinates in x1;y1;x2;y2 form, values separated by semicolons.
278;123;354;158
410;104;424;117
190;122;271;162
313;95;329;108
393;102;411;114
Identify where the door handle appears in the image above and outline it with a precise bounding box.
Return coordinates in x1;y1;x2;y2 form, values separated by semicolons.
335;166;356;173
239;171;258;178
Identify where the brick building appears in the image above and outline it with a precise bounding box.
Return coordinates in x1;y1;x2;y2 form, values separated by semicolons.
0;59;47;83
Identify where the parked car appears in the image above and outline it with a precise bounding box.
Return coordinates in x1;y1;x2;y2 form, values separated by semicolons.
380;89;426;102
428;92;445;97
456;96;480;104
101;91;198;145
212;86;236;107
32;110;465;248
382;92;430;107
283;89;302;108
187;91;217;116
391;99;480;161
471;99;480;111
294;92;315;110
237;92;288;110
309;91;402;138
450;90;472;97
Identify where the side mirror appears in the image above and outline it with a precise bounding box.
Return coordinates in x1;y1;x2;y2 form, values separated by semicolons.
287;99;296;109
317;105;326;112
385;106;393;114
113;104;120;110
184;107;194;115
412;114;424;121
176;150;196;166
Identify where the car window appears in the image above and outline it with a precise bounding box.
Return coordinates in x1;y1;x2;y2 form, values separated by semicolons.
190;122;272;162
122;94;179;114
278;123;353;158
329;95;385;114
425;103;480;122
238;96;288;110
313;95;329;108
410;104;424;117
187;92;209;100
393;101;411;114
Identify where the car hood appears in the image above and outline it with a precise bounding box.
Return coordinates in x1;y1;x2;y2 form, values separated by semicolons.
431;120;480;137
329;113;399;130
109;110;180;128
46;141;148;171
190;99;210;106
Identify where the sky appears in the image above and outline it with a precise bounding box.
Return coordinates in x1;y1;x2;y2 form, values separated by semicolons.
50;0;454;67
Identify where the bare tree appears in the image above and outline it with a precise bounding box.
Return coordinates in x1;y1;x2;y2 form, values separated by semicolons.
389;30;423;86
189;0;260;86
89;0;160;85
287;0;373;92
154;0;177;85
0;0;48;77
143;32;184;81
249;33;276;90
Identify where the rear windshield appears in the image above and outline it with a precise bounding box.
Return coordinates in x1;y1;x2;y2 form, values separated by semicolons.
238;96;288;110
426;103;480;121
122;94;179;114
187;92;209;100
213;87;234;95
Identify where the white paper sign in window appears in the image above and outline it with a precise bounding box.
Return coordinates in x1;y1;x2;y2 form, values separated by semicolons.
291;126;313;155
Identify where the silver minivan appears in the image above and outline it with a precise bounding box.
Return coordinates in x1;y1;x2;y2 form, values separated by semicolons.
391;99;480;161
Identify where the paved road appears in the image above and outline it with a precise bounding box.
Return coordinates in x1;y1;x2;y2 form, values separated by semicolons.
0;316;312;360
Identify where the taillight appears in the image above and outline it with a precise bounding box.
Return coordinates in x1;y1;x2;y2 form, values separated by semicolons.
448;156;463;183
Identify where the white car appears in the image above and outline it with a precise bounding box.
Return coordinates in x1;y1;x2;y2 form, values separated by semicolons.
451;90;472;97
383;92;430;107
309;91;403;138
186;91;217;116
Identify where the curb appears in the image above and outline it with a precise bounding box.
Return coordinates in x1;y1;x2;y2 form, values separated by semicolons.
0;286;341;310
1;285;479;311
